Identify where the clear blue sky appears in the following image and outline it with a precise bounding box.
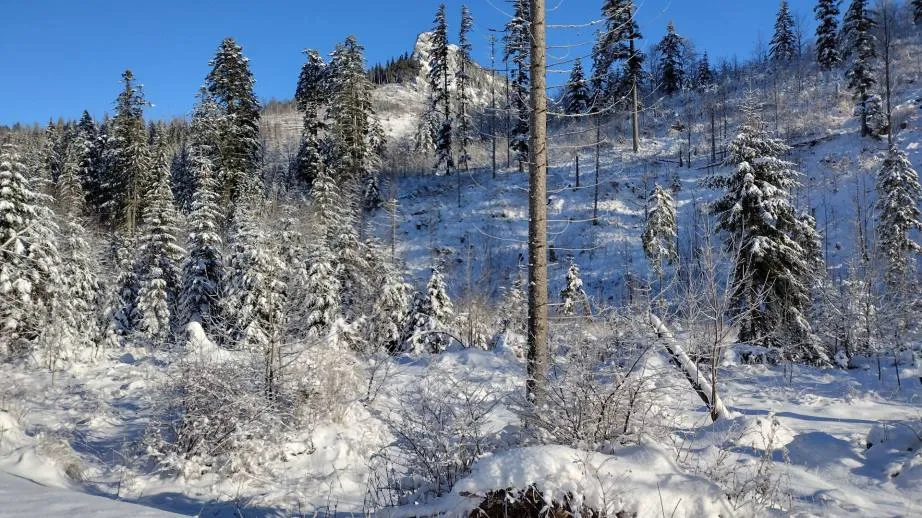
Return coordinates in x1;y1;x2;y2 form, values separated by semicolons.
0;0;817;125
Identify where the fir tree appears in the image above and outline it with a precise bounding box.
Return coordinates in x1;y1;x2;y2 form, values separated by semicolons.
642;184;678;276
54;218;102;356
456;5;475;173
656;22;686;96
770;0;798;63
562;58;591;115
206;38;262;208
106;235;139;341
843;0;878;136
814;0;842;70
875;146;921;289
504;0;530;170
56;125;86;217
710;100;823;362
106;70;150;233
170;140;194;213
0;142;60;357
428;4;454;176
179;149;224;332
403;265;455;353
132;145;185;343
74;111;103;214
559;259;590;317
42;121;64;183
293;50;328;192
595;0;643;102
303;242;341;338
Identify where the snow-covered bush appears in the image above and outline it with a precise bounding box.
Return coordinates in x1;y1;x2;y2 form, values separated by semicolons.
371;370;500;504
526;320;669;450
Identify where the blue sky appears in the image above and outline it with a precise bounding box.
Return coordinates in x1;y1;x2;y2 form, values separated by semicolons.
0;0;818;125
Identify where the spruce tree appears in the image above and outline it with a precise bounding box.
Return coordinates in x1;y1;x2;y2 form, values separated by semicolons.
642;184;678;276
695;52;714;90
814;0;842;70
293;50;328;192
456;5;475;173
595;0;643;101
370;264;412;353
559;259;590;316
770;0;798;63
42;121;64;183
843;0;878;136
562;58;590;115
54;218;102;356
206;38;262;208
876;146;921;289
107;70;150;233
504;0;530;170
403;265;454;353
0;142;61;357
179;149;224;332
74;111;102;214
427;4;454;176
328;36;385;206
710;101;823;362
656;22;686;96
132;145;185;343
303;242;341;338
56;126;86;217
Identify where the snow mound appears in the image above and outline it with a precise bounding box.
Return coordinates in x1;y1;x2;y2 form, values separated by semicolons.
732;414;796;451
865;420;922;488
381;444;732;518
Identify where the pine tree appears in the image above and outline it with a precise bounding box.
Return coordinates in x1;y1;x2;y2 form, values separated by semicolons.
370;264;412;353
179;149;223;332
403;265;455;353
770;0;798;63
504;0;530;170
876;146;921;289
642;184;678;276
814;0;842;70
562;58;590;115
132;145;185;343
843;0;878;136
428;4;454;176
710;100;823;362
206;38;262;208
0;142;61;357
559;259;590;316
456;5;475;173
656;22;686;96
293;50;328;192
695;52;714;90
106;70;150;233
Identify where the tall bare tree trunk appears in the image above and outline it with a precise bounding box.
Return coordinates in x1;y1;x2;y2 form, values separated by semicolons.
527;0;549;407
630;38;640;154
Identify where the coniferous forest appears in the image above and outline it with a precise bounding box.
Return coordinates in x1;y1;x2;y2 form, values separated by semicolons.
1;1;922;516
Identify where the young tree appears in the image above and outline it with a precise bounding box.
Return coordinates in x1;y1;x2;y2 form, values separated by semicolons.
456;5;475;174
133;146;185;343
559;259;590;317
710;100;824;362
504;0;530;170
369;264;412;353
0;142;60;357
206;38;262;208
562;58;590;187
179;150;224;332
642;184;678;278
770;0;798;63
876;146;921;289
302;242;341;338
843;0;879;136
656;22;686;96
814;0;842;70
403;265;455;353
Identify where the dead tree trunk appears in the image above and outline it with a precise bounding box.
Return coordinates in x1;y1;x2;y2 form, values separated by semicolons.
649;313;728;422
526;0;549;407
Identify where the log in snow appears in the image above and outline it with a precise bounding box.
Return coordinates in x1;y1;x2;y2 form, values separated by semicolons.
649;313;728;421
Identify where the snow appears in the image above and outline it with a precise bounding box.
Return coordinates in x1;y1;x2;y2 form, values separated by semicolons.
381;444;732;518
